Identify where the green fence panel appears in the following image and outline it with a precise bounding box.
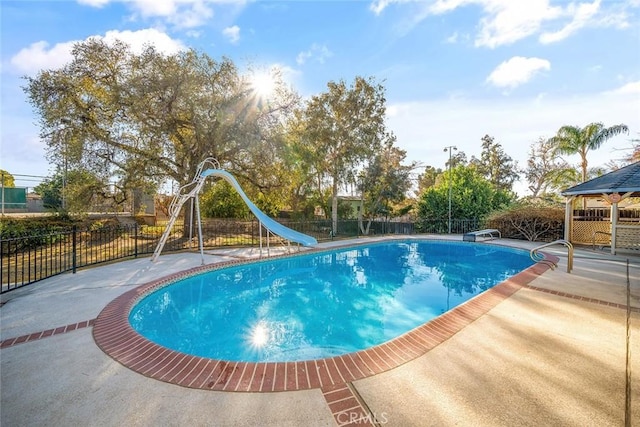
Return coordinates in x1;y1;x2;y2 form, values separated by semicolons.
1;187;27;208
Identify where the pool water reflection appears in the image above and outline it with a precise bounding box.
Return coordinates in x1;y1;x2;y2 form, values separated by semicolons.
129;240;533;362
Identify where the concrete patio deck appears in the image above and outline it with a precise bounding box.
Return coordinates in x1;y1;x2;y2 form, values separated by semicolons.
1;236;638;426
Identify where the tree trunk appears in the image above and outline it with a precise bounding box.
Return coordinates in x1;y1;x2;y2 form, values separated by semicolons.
358;197;373;235
332;177;338;235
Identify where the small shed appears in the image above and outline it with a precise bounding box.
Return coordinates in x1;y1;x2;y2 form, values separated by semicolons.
561;161;640;254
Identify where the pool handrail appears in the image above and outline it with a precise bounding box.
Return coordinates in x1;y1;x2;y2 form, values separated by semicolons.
530;239;573;273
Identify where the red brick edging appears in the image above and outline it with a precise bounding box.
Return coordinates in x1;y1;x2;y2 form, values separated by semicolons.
0;319;95;349
323;383;377;427
90;250;558;393
524;284;640;312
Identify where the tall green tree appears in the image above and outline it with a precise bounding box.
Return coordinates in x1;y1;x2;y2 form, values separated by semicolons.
64;169;110;213
294;76;390;232
416;165;442;196
550;122;629;183
416;165;513;228
446;150;468;168
199;181;250;219
470;135;520;192
34;174;64;210
34;169;109;213
357;138;416;233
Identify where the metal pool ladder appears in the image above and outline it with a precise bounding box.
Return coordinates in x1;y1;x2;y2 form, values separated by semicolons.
530;240;574;273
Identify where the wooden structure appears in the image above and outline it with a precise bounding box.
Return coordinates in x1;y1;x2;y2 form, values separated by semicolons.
562;162;640;255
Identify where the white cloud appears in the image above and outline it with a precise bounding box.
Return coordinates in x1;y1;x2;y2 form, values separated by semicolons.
10;29;184;75
370;0;412;15
185;30;203;38
539;0;601;44
605;81;640;95
10;40;77;74
429;0;473;14
77;0;248;29
169;1;215;29
378;0;563;47
486;56;551;89
129;0;177;16
382;0;635;48
77;0;110;6
445;31;458;43
296;44;333;66
473;0;563;48
223;25;240;44
98;28;185;54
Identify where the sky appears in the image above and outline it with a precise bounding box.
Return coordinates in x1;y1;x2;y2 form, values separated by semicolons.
1;0;639;196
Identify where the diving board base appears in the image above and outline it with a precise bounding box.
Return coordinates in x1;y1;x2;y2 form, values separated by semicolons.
463;229;501;242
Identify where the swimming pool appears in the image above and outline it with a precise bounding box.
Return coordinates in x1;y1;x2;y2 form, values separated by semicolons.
128;240;534;363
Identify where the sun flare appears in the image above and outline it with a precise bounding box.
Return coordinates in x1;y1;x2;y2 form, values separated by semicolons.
250;71;275;99
250;322;270;347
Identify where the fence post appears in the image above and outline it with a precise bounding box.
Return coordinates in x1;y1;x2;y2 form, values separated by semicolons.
72;225;77;274
134;223;138;258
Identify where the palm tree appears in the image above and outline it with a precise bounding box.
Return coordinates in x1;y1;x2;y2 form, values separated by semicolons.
550;122;629;183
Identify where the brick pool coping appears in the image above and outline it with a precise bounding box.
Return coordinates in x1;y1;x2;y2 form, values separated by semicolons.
90;242;562;393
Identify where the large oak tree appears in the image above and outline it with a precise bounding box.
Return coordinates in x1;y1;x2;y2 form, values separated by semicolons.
24;39;299;217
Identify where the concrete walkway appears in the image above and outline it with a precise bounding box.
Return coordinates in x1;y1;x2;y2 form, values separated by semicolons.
1;237;638;426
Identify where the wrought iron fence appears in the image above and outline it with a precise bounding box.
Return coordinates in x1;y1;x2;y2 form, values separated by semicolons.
0;216;564;294
415;218;481;234
1;219;415;293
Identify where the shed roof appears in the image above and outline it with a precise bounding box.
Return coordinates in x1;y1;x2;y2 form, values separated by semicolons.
561;162;640;197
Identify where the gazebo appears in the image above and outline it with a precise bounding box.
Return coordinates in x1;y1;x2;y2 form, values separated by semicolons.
562;161;640;255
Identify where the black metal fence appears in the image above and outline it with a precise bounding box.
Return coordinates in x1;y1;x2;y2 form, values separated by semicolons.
0;219;416;293
415;218;481;234
0;216;566;294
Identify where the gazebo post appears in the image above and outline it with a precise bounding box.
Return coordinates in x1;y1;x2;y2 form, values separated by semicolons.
610;200;618;255
564;196;575;242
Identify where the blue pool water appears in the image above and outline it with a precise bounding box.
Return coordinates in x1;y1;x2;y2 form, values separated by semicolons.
129;240;534;362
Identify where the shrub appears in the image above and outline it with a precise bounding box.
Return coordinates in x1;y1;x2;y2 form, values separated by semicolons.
485;205;564;242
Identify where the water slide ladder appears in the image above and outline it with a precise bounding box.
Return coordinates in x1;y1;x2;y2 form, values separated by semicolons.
530;239;574;273
151;159;215;263
151;158;317;263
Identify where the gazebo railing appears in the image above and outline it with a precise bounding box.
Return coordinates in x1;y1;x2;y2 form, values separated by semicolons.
591;230;611;250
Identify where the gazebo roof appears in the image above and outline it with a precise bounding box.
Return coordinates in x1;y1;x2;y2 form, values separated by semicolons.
561;161;640;197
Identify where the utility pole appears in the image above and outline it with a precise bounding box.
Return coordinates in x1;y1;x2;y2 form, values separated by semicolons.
443;145;457;234
1;171;4;216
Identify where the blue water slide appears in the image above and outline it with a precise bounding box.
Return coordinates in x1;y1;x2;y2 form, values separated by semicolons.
201;169;318;247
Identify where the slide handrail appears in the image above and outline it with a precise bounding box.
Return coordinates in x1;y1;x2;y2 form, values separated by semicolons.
530;239;573;273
